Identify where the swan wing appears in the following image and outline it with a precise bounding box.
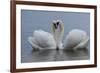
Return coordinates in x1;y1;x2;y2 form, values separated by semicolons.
73;37;89;50
28;36;43;50
63;29;89;50
28;30;56;50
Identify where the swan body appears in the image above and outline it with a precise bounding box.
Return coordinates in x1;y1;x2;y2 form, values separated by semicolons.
28;20;89;51
64;29;89;50
28;30;56;50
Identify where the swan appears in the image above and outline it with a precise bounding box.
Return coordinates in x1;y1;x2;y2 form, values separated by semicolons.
28;20;89;51
28;30;56;50
63;29;89;51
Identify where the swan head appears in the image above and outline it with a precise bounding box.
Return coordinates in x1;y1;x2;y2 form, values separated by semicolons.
52;20;64;50
52;20;64;32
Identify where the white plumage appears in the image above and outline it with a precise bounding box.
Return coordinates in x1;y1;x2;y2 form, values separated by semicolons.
52;20;64;50
64;29;89;50
28;20;89;51
28;30;56;50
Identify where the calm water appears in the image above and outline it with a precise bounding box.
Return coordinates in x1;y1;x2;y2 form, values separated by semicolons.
21;10;90;63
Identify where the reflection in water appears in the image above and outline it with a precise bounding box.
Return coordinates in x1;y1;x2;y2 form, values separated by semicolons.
21;48;89;63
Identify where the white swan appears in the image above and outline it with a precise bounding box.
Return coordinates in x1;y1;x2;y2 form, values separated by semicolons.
28;20;89;51
64;29;89;50
28;30;56;50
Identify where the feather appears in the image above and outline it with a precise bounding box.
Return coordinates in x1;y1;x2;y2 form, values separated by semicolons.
64;29;89;50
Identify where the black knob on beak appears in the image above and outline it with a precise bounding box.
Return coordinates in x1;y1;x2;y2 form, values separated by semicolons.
53;23;57;29
57;22;59;26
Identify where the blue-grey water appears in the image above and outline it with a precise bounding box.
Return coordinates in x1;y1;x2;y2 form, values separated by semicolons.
21;9;90;63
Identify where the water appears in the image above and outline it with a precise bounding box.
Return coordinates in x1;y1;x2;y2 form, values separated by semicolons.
21;49;89;63
21;10;90;63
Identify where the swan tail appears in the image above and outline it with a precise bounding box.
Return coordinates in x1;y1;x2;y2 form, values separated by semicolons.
73;37;89;51
28;37;41;50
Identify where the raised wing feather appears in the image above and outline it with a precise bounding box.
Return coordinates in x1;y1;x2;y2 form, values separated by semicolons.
28;30;56;50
